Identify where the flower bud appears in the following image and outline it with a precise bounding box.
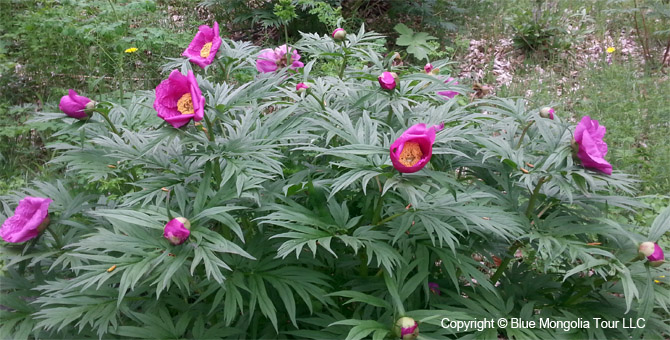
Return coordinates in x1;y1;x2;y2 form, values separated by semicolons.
424;63;433;74
428;282;440;295
394;317;419;340
332;28;346;41
640;242;664;265
59;89;92;120
378;71;397;90
164;217;191;245
540;107;555;120
296;82;310;93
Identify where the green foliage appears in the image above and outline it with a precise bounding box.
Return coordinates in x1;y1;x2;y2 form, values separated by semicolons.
508;4;593;56
2;23;670;340
394;23;438;61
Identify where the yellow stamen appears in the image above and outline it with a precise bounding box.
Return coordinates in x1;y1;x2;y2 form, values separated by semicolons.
200;42;213;58
177;93;194;115
398;142;423;167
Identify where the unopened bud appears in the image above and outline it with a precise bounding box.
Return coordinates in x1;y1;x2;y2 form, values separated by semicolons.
296;82;310;93
395;317;419;340
164;217;191;245
332;28;346;41
540;107;555;120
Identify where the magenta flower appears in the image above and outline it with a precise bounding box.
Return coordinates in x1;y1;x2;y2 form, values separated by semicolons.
390;123;444;173
640;242;664;265
182;22;222;69
574;116;612;175
296;82;310;92
395;317;419;340
154;70;205;129
378;71;397;90
428;282;441;295
59;89;93;119
424;63;434;74
256;44;304;73
332;28;346;40
163;217;191;245
540;107;555;120
437;77;459;99
0;196;52;243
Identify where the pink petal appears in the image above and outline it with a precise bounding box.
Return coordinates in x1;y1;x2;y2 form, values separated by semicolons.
0;196;52;243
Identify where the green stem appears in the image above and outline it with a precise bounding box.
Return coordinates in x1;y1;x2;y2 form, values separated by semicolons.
491;176;548;283
284;25;291;68
45;226;62;250
525;176;548;218
490;241;522;283
375;211;407;226
202;112;215;142
386;101;393;126
95;109;120;136
308;92;326;111
338;41;347;79
202;114;223;185
516;120;535;149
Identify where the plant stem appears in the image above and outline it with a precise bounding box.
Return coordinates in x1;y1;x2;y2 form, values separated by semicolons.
661;37;670;69
202;113;215;142
45;226;62;250
516;120;535;149
95;109;120;136
490;241;522;284
386;101;394;126
308;92;326;111
202;114;222;185
284;24;291;68
338;40;348;79
491;176;548;283
375;211;407;226
525;176;547;217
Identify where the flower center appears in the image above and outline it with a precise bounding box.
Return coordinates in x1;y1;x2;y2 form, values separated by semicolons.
177;93;194;115
398;142;423;167
200;42;213;58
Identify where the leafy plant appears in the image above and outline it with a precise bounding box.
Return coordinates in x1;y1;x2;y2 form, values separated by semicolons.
394;23;438;61
1;24;669;340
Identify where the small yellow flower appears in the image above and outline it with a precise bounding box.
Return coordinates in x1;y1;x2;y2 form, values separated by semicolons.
125;47;138;53
606;47;616;53
655;280;661;284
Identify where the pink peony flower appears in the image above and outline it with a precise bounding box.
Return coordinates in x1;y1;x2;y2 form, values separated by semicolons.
182;22;222;69
332;28;346;40
540;107;555;120
390;123;444;173
424;63;434;74
574;116;612;175
59;89;93;119
428;282;440;295
0;196;52;243
163;217;191;245
378;71;397;90
296;82;310;92
437;77;459;99
256;44;304;73
154;70;205;129
640;242;664;265
395;317;419;340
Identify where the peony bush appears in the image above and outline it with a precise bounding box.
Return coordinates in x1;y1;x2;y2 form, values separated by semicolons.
1;24;670;339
